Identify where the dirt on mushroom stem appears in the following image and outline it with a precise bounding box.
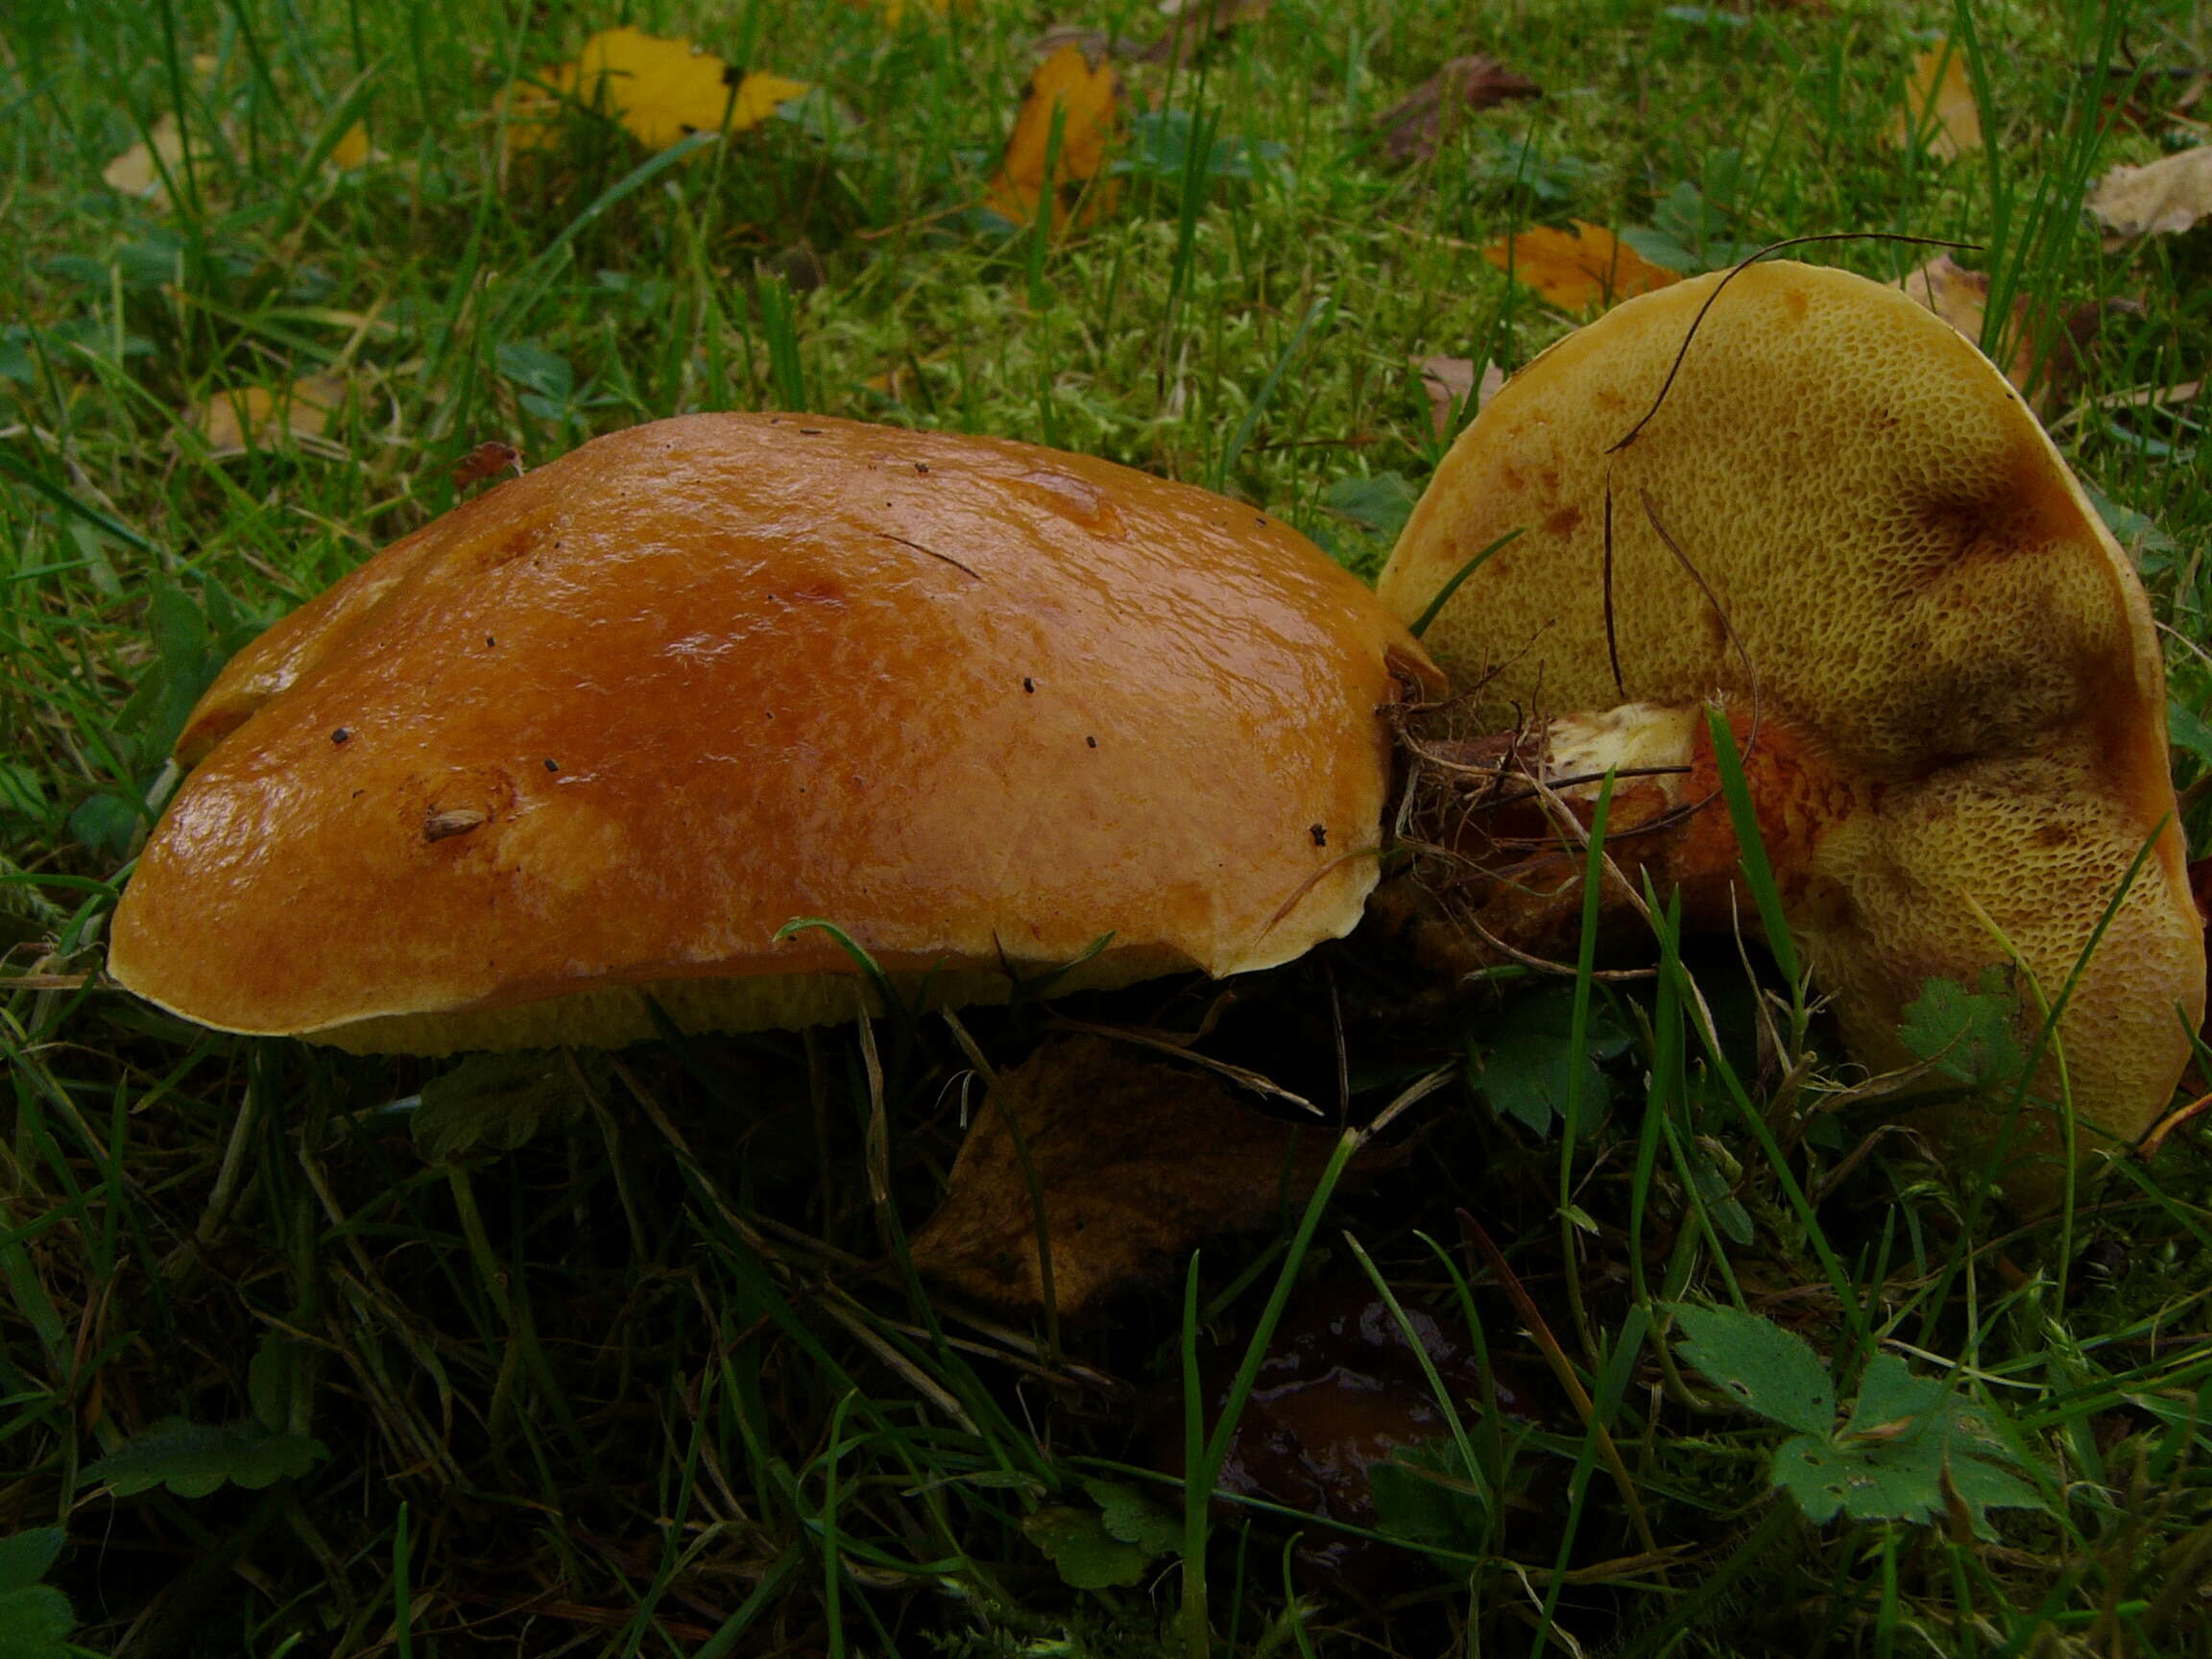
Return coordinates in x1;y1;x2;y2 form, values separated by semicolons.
1379;696;1843;977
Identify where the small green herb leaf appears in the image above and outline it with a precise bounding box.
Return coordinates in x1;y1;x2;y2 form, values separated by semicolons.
1897;971;2023;1089
1022;1505;1151;1589
1370;1440;1489;1550
85;1416;326;1499
0;1583;74;1659
1671;1303;1835;1436
0;1530;64;1596
1080;1479;1181;1558
1468;984;1631;1137
1321;472;1419;540
0;1527;74;1659
413;1051;591;1162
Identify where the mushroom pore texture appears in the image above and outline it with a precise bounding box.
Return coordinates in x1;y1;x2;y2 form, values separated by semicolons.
1378;260;2203;1203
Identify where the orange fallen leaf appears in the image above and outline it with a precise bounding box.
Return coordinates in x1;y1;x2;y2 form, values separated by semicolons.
985;45;1119;231
1378;56;1542;165
1482;222;1680;311
504;28;807;156
910;1036;1343;1316
188;374;346;454
1888;42;1982;159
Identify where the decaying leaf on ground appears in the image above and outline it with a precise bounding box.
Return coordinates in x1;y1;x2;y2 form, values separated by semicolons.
857;0;966;24
502;28;807;157
1887;42;1982;159
1028;25;1144;60
1482;222;1680;311
2086;146;2212;239
1892;255;2036;397
452;441;526;493
910;1036;1346;1316
1377;56;1541;165
104;114;207;201
1412;355;1504;440
1892;254;2121;419
1138;0;1271;69
186;374;346;455
985;44;1120;230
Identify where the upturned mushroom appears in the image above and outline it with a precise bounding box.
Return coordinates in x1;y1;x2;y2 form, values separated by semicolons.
108;414;1440;1054
1377;259;2204;1197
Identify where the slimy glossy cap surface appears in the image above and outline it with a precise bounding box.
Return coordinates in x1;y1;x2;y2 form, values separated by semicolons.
112;414;1438;1052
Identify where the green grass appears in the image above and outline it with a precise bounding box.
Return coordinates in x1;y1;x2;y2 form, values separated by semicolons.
9;0;2212;1653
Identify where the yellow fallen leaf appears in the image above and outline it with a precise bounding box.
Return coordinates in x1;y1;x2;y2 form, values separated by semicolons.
1481;222;1680;311
505;28;807;156
327;122;372;169
985;44;1119;230
189;374;345;454
2086;146;2212;239
1888;42;1982;159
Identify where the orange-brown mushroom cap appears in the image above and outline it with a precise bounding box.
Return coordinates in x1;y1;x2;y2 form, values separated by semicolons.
1380;261;2202;1195
110;414;1440;1054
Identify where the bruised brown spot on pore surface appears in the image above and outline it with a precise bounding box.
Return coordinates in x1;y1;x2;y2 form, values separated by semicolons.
1544;505;1582;539
1782;287;1809;323
1907;435;2082;579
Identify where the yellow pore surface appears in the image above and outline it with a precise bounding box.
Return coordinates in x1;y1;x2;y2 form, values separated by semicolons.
1381;261;2202;1174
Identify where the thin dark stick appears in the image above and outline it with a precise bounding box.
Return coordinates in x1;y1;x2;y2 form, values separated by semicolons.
1606;230;1972;458
1602;484;1624;698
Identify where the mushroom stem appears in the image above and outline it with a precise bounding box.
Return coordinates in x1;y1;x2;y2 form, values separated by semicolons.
1394;702;1844;974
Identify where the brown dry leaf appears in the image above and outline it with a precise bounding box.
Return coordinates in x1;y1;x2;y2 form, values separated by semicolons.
910;1036;1342;1316
1888;42;1982;159
1377;56;1542;165
2086;147;2212;239
503;28;808;157
1890;254;2118;419
189;374;345;454
1028;24;1151;60
1481;223;1681;311
1139;0;1271;68
1413;355;1506;439
857;0;965;23
1891;255;2029;384
452;441;525;492
985;44;1120;230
